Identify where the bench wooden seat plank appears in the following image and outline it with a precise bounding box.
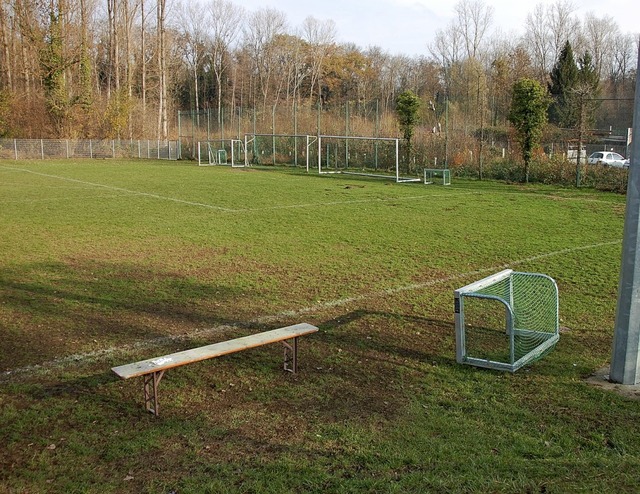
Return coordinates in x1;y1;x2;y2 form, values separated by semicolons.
111;322;318;416
112;323;318;379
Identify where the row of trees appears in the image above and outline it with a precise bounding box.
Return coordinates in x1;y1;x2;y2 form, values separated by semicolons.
0;0;637;149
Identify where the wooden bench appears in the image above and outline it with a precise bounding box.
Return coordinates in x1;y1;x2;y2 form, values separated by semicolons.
111;323;319;416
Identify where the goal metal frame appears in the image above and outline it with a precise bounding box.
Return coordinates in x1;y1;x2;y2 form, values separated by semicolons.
197;141;228;166
454;269;559;372
424;168;451;186
243;134;314;169
317;135;420;183
230;139;246;167
196;139;247;167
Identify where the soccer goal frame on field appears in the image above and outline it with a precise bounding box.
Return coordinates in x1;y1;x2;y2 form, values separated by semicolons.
317;135;420;183
454;269;560;372
243;134;315;169
197;140;247;167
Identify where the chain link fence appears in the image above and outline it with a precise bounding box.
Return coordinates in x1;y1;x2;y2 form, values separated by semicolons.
0;139;179;161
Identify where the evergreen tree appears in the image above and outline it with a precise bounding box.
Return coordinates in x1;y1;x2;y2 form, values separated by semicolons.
575;51;601;129
571;50;601;187
396;90;422;166
548;40;578;128
509;78;549;183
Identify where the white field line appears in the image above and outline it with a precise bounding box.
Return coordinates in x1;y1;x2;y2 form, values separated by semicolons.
235;192;479;212
0;165;237;212
1;164;623;213
0;239;621;382
1;164;482;212
0;183;99;189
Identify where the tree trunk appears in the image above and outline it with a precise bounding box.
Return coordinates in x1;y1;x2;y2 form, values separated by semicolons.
0;2;12;89
141;0;146;134
157;0;167;139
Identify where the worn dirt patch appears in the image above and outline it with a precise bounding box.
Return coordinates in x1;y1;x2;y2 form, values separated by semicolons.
585;366;640;400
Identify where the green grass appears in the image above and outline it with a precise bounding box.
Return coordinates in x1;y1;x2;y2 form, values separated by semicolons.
0;159;637;493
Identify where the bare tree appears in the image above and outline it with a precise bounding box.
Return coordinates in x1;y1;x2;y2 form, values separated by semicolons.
524;4;552;80
380;54;409;113
454;0;494;60
157;0;167;139
0;0;12;89
243;7;288;114
583;12;619;80
275;32;307;105
107;0;120;95
523;1;580;84
428;21;463;98
301;16;336;103
208;0;244;123
176;0;209;115
610;33;636;85
547;0;580;62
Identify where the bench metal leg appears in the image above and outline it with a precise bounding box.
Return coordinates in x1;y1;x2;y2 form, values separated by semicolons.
282;337;299;373
143;370;165;416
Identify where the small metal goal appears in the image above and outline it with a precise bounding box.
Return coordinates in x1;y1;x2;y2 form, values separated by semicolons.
454;269;559;372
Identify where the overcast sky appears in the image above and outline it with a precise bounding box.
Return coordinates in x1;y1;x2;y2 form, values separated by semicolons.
236;0;640;58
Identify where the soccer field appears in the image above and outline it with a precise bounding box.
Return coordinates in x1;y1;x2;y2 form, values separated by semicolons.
1;159;638;492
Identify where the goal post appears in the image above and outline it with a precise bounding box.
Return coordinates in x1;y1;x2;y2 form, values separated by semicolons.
454;269;560;372
317;135;420;183
230;139;246;167
243;133;313;168
196;140;232;166
424;168;451;185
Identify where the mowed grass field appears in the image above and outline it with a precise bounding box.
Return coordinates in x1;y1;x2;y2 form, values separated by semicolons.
0;159;638;493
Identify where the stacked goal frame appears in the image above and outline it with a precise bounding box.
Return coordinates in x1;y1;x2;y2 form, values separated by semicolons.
204;133;422;183
197;139;246;167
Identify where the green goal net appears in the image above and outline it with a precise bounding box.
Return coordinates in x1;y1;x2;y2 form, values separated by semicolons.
454;269;559;372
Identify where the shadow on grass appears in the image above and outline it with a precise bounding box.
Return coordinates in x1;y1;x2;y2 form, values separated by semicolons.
0;259;253;370
9;305;457;429
320;308;454;367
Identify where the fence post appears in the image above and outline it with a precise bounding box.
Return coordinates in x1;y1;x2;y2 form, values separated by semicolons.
14;139;17;160
41;139;44;159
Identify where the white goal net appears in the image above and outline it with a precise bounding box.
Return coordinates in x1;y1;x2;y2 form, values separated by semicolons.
317;135;420;183
197;139;247;167
243;134;314;169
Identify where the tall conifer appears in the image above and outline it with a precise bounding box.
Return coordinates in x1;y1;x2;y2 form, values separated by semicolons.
548;40;578;128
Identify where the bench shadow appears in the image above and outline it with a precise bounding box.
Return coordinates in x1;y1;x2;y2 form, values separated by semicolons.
319;308;454;366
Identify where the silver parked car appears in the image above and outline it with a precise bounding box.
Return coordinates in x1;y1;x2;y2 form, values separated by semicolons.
587;151;630;168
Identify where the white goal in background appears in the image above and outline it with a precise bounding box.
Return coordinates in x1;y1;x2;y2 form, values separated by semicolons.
197;139;247;167
197;141;226;166
243;134;315;169
317;135;420;183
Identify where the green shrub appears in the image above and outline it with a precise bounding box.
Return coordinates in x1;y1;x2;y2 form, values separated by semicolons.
452;153;629;193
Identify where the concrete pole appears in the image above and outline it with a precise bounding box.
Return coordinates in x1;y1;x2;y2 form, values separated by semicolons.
610;46;640;384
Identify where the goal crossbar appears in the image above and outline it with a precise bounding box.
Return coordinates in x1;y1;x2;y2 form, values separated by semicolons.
454;269;560;372
317;135;420;183
244;134;314;169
